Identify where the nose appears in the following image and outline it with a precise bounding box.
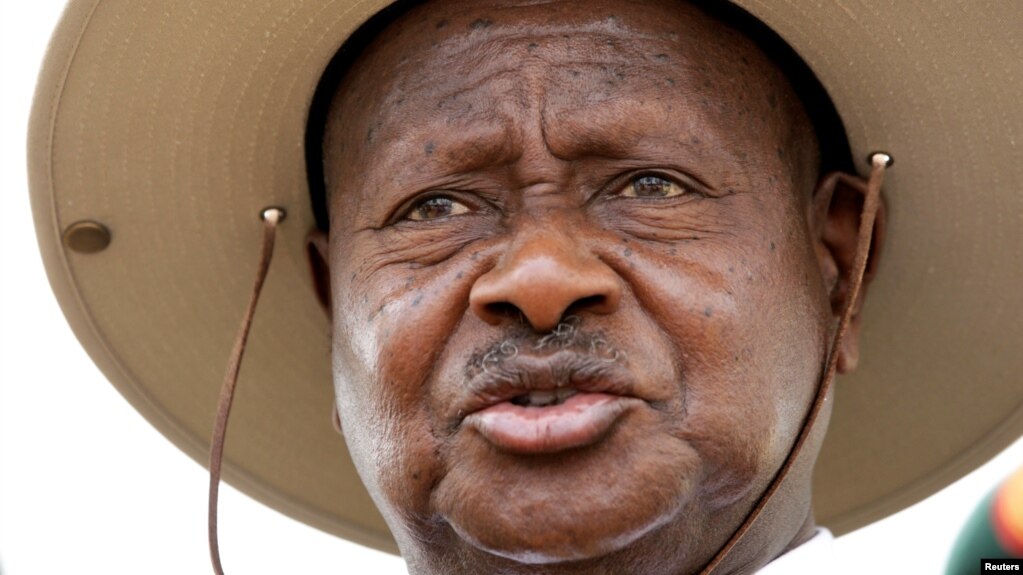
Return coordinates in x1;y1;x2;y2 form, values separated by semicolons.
469;232;622;332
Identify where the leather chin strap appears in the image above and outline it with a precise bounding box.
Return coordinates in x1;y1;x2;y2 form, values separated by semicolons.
698;153;890;574
206;155;888;575
208;208;283;575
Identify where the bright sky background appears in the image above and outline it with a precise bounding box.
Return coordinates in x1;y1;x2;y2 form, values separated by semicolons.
2;3;1021;574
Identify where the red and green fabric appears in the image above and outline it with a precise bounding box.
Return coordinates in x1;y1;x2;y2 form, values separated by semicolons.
946;466;1023;574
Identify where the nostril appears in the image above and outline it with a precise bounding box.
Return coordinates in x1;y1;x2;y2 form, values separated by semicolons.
469;250;623;330
565;295;607;318
484;302;524;323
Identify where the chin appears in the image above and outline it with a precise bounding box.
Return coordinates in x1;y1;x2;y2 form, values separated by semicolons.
449;500;680;566
429;414;704;565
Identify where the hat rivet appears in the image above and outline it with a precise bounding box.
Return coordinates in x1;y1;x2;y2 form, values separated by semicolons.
62;220;111;254
868;151;894;168
260;207;286;223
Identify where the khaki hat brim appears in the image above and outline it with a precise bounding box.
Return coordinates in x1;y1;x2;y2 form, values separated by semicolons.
29;0;1023;552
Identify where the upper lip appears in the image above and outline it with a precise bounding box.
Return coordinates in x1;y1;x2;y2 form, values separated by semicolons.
452;349;641;426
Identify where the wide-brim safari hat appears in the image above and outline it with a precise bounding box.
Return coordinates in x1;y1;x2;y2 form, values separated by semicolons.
28;0;1023;554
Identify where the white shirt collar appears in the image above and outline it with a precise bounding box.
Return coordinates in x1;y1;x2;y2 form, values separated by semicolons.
756;528;837;575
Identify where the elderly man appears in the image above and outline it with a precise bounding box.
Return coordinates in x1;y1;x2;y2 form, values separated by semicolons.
304;0;879;572
29;0;1022;573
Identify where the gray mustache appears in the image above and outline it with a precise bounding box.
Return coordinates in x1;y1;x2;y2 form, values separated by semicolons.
466;316;625;380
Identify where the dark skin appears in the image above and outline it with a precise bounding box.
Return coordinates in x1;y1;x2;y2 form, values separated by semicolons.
308;0;886;573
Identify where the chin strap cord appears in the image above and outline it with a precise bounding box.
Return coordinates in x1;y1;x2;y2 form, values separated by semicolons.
203;157;886;574
208;207;285;575
699;154;890;574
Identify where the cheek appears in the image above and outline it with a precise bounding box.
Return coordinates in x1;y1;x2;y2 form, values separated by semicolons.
701;223;825;497
619;209;824;507
330;240;474;515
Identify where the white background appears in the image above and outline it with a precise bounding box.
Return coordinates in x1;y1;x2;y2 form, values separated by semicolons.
2;3;1021;574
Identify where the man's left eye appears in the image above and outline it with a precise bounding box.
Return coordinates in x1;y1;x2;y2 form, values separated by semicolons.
620;175;687;198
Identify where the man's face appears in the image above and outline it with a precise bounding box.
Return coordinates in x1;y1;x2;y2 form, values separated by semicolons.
320;0;832;571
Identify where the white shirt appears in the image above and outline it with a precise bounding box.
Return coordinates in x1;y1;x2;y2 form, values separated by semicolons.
757;528;837;574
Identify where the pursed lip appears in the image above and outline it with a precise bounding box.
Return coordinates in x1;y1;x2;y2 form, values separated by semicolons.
452;348;644;428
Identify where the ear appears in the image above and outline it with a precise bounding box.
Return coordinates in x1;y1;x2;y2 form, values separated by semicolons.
306;228;332;317
309;231;342;435
811;171;887;374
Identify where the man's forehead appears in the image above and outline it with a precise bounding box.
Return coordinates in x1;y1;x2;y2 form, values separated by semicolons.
340;0;766;98
319;0;822;208
330;0;793;141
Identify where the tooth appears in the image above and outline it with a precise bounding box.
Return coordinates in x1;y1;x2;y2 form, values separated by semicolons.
528;390;556;406
555;388;577;402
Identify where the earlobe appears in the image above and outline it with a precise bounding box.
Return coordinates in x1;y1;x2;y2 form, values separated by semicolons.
306;228;333;317
811;170;887;374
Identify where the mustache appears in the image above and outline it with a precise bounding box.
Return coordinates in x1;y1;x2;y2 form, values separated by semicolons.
465;316;625;381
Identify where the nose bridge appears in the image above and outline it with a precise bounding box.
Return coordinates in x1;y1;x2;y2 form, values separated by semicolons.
469;219;622;332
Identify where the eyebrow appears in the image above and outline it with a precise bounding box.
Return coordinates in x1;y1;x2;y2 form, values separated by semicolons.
376;115;522;189
443;115;521;169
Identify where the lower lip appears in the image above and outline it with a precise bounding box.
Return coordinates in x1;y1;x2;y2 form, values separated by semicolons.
463;393;640;454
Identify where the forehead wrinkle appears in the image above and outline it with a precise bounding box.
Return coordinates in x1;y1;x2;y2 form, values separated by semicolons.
413;66;523;117
540;72;737;167
396;27;664;100
378;67;526;175
367;115;522;195
389;31;681;166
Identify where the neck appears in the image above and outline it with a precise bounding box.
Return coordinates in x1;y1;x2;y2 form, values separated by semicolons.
705;393;832;575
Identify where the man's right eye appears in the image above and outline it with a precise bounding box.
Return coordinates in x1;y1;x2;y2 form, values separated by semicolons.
405;196;471;221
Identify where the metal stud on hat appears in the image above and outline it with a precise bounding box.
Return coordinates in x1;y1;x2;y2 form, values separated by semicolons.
62;221;111;254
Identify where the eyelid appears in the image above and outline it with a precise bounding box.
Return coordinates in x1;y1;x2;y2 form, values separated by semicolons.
387;190;488;226
604;169;713;201
410;196;472;221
